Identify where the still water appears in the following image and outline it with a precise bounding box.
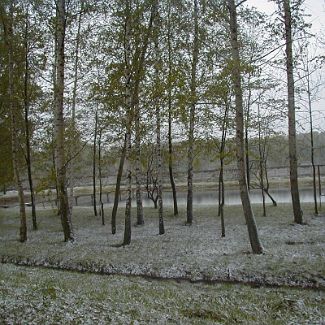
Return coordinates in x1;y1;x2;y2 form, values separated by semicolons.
70;188;317;207
138;188;316;207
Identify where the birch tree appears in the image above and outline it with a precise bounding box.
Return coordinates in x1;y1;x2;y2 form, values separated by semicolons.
54;0;74;242
92;109;98;217
122;0;132;246
68;0;84;213
122;0;158;244
283;0;303;224
1;1;27;242
297;42;323;215
227;0;263;254
23;6;37;230
187;0;199;225
166;0;178;216
153;11;164;235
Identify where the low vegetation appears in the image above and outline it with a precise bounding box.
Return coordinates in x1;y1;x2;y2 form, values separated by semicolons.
1;203;325;323
1;263;325;324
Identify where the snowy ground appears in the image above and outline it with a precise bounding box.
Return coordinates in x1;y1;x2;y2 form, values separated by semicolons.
1;203;325;323
1;263;325;324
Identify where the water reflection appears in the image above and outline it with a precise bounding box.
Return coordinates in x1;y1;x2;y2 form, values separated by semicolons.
72;188;316;207
140;188;316;207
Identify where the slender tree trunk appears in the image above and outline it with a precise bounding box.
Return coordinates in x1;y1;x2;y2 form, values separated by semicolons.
92;110;98;217
245;97;251;191
264;188;277;206
51;16;59;211
154;34;164;235
283;0;303;224
98;129;104;225
123;129;132;245
244;71;253;192
168;108;178;215
111;134;127;234
218;101;229;237
263;147;277;206
123;0;132;246
187;0;199;225
51;144;59;208
306;60;318;215
317;165;322;210
167;1;178;216
54;0;74;242
257;101;266;217
228;0;263;254
122;0;157;244
219;159;225;237
134;101;144;225
156;100;164;235
68;3;83;212
23;8;37;230
5;3;27;242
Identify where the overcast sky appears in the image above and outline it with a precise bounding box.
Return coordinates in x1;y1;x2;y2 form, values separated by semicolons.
245;0;325;132
247;0;325;34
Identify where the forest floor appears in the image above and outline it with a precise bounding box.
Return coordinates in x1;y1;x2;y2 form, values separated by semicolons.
1;203;325;324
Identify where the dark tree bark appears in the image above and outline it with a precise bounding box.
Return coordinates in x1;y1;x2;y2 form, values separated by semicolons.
134;101;144;225
54;0;74;242
23;8;37;230
187;0;199;225
123;129;132;245
245;94;251;191
305;57;318;215
167;1;178;216
156;99;164;235
145;148;159;209
257;101;266;217
68;2;83;212
228;0;263;254
131;0;158;226
154;31;164;235
98;128;104;225
122;0;158;245
283;0;303;224
122;0;132;246
2;2;28;242
218;100;229;238
111;134;127;234
92;110;98;217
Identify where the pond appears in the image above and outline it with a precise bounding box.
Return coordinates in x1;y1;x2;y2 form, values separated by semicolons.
139;188;317;207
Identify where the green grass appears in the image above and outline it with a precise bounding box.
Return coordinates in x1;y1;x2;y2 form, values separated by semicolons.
1;264;325;324
1;203;325;323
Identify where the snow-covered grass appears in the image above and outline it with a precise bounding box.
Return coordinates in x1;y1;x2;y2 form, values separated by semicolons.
1;203;325;323
1;263;325;324
1;203;325;287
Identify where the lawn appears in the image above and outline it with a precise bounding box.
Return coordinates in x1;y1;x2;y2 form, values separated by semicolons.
1;203;325;323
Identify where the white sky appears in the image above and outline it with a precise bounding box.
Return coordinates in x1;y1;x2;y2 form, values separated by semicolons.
247;0;325;34
246;0;325;133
